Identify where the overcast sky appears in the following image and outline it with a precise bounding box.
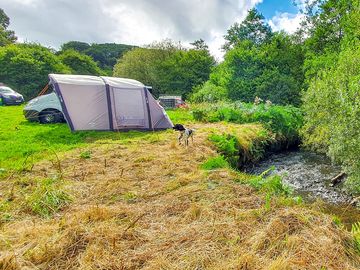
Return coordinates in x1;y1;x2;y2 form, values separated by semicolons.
0;0;304;60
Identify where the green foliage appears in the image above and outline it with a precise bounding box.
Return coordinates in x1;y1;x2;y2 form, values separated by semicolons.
301;0;360;82
113;39;215;98
212;32;305;106
0;8;16;46
248;174;292;196
302;46;360;193
60;42;135;74
0;43;70;99
26;178;71;217
208;133;239;167
80;150;91;159
60;41;90;52
192;102;303;143
158;49;215;98
58;49;103;75
201;156;229;170
223;8;272;50
113;47;169;94
351;221;360;252
190;81;228;103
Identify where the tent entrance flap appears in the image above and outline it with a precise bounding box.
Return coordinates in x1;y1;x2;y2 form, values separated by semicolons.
112;87;146;128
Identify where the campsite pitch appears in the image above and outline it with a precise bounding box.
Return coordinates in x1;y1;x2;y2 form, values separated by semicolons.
0;106;359;269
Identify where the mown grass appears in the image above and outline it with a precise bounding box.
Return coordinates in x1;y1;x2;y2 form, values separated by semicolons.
1;106;359;269
0;106;192;172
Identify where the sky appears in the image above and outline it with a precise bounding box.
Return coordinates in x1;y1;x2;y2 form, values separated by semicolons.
0;0;306;61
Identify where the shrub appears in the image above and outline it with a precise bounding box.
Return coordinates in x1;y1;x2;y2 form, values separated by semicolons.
190;81;228;103
0;43;70;99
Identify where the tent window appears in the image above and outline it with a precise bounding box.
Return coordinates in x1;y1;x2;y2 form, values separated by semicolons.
112;88;145;127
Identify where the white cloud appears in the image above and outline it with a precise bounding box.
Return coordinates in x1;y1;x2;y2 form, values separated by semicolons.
268;12;305;34
0;0;263;60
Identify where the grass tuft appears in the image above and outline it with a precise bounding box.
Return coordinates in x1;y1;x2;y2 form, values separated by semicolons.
26;178;71;217
201;156;229;170
80;150;91;159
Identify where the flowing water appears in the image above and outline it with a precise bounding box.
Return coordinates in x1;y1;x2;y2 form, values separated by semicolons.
247;150;351;204
247;150;360;229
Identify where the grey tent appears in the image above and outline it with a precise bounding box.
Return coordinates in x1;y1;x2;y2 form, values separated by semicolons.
49;74;173;131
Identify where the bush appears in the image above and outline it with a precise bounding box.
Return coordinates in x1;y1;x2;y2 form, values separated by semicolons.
190;81;228;103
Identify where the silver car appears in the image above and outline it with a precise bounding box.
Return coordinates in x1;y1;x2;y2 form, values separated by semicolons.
23;92;65;124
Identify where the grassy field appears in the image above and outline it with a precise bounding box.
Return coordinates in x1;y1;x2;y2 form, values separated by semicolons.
0;105;359;269
0;106;192;171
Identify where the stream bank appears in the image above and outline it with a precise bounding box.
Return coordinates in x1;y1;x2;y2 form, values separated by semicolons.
246;150;360;230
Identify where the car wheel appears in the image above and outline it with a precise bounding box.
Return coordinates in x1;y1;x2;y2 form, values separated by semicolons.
39;110;62;124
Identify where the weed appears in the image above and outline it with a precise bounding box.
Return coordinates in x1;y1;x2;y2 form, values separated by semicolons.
80;150;91;159
264;193;272;211
208;133;239;167
201;156;228;170
248;174;292;196
26;178;71;217
332;215;344;228
351;221;360;252
122;191;138;203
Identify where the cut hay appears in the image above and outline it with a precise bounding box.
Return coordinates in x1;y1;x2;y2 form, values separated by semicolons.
0;123;359;269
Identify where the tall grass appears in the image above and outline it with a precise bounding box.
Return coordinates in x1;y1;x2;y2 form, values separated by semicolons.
192;101;303;146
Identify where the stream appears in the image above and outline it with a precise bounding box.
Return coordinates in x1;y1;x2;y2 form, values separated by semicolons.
246;150;360;229
247;150;351;204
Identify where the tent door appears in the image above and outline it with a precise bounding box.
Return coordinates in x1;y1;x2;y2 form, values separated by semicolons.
112;88;146;129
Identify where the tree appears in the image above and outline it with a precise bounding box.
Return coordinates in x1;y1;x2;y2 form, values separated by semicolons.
189;81;228;103
60;42;136;75
158;48;215;98
302;46;360;193
0;8;17;46
190;39;209;50
60;41;90;53
211;32;305;105
223;8;272;51
113;47;166;94
300;0;359;80
58;49;103;75
113;39;215;98
0;44;70;99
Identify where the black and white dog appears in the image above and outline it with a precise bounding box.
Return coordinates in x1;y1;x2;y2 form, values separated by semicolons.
173;124;194;146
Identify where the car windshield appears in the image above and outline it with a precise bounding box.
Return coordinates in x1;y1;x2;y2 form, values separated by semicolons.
0;87;15;94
